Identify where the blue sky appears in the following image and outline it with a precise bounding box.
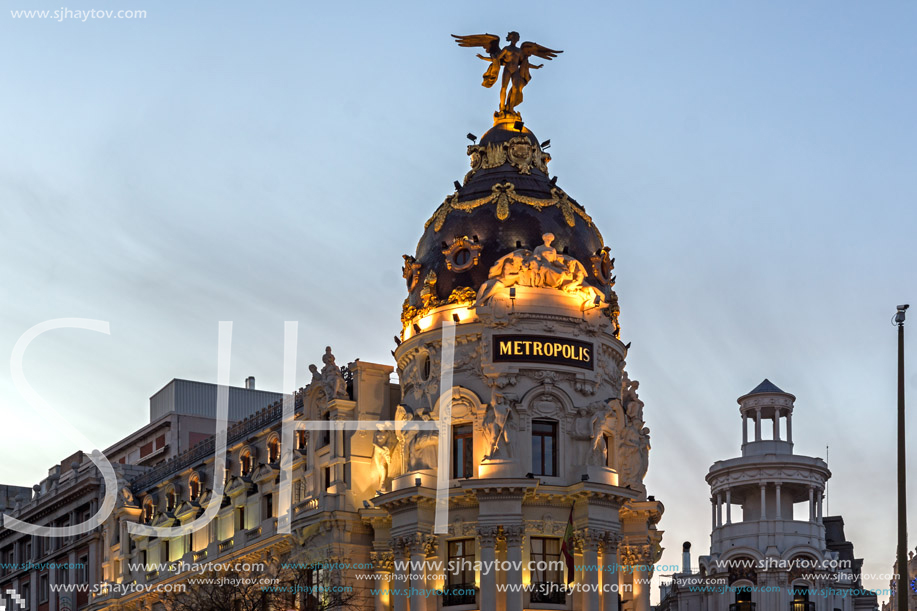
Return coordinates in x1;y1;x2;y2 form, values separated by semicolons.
2;0;916;601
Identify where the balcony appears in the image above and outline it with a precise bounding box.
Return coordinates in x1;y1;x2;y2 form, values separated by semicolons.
442;584;477;607
729;604;755;611
790;603;815;611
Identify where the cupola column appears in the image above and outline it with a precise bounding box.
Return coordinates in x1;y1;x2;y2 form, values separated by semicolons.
816;490;823;524
742;413;748;445
711;498;717;530
760;484;766;520
725;489;732;524
786;412;793;443
754;408;762;441
772;413;779;440
775;484;782;520
808;486;815;522
716;493;723;527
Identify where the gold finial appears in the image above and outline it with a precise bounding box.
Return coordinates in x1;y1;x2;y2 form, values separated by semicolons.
452;32;562;124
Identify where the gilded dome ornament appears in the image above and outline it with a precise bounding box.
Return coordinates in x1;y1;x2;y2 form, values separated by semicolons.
452;31;562;123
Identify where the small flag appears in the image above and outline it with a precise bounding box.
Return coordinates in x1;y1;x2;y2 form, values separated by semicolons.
560;504;575;583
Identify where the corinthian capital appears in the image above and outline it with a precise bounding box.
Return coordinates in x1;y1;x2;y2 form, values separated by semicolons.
477;525;499;547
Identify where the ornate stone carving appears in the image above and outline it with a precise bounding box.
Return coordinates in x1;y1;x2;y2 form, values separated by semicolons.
590;246;616;287
401;287;477;328
442;236;483;272
477;525;500;547
402;255;422;291
425;183;598;234
502;525;525;547
476;233;606;306
369;551;395;573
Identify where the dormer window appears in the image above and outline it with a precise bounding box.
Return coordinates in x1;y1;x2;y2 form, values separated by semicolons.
142;499;155;523
188;474;201;501
240;449;253;477
268;437;280;464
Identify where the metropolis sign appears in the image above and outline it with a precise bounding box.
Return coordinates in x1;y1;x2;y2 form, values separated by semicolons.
492;334;594;370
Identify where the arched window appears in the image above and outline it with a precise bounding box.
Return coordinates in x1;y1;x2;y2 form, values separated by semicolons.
142;498;155;523
531;420;557;477
240;449;253;477
165;487;177;512
734;585;753;610
268;437;280;464
188;474;201;501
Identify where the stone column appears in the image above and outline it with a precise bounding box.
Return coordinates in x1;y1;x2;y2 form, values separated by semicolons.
504;526;524;611
725;489;732;524
582;531;602;611
716;493;722;527
370;551;393;611
742;412;748;445
816;490;823;524
760;484;767;520
775;484;782;520
754;408;762;441
630;548;651;611
391;540;409;611
711;498;716;531
772;413;779;440
808;486;815;523
786;412;793;443
478;526;498;611
602;535;620;611
408;534;433;611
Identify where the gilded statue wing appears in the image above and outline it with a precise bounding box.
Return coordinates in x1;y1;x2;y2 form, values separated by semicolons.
451;33;501;56
520;41;563;61
453;33;502;87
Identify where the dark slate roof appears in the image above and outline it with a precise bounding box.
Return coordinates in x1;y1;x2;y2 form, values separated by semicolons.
747;379;785;395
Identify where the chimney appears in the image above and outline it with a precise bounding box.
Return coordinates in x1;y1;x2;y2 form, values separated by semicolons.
682;541;692;573
245;376;255;390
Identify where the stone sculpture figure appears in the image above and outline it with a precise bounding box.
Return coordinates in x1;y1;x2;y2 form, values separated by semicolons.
475;234;605;306
452;32;562;119
621;371;645;425
320;346;348;400
410;407;439;472
587;408;609;466
371;427;397;490
482;392;514;460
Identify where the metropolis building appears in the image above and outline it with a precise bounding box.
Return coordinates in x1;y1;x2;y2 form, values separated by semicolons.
0;42;665;611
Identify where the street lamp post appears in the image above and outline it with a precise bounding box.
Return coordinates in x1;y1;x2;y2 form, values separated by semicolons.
897;304;909;611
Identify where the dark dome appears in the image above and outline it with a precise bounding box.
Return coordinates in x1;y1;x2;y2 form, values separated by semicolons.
404;121;609;309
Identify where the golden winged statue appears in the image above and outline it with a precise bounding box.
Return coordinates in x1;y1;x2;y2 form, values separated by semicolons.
452;31;562;121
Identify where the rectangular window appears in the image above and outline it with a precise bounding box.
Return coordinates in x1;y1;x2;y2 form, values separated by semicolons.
604;433;613;468
21;583;30;610
39;574;49;603
236;506;246;531
530;537;565;603
78;554;88;583
262;494;274;519
452;424;474;479
155;434;166;449
324;467;332;490
161;540;170;563
532;420;557;477
321;413;331;447
139;441;154;458
445;539;476;605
